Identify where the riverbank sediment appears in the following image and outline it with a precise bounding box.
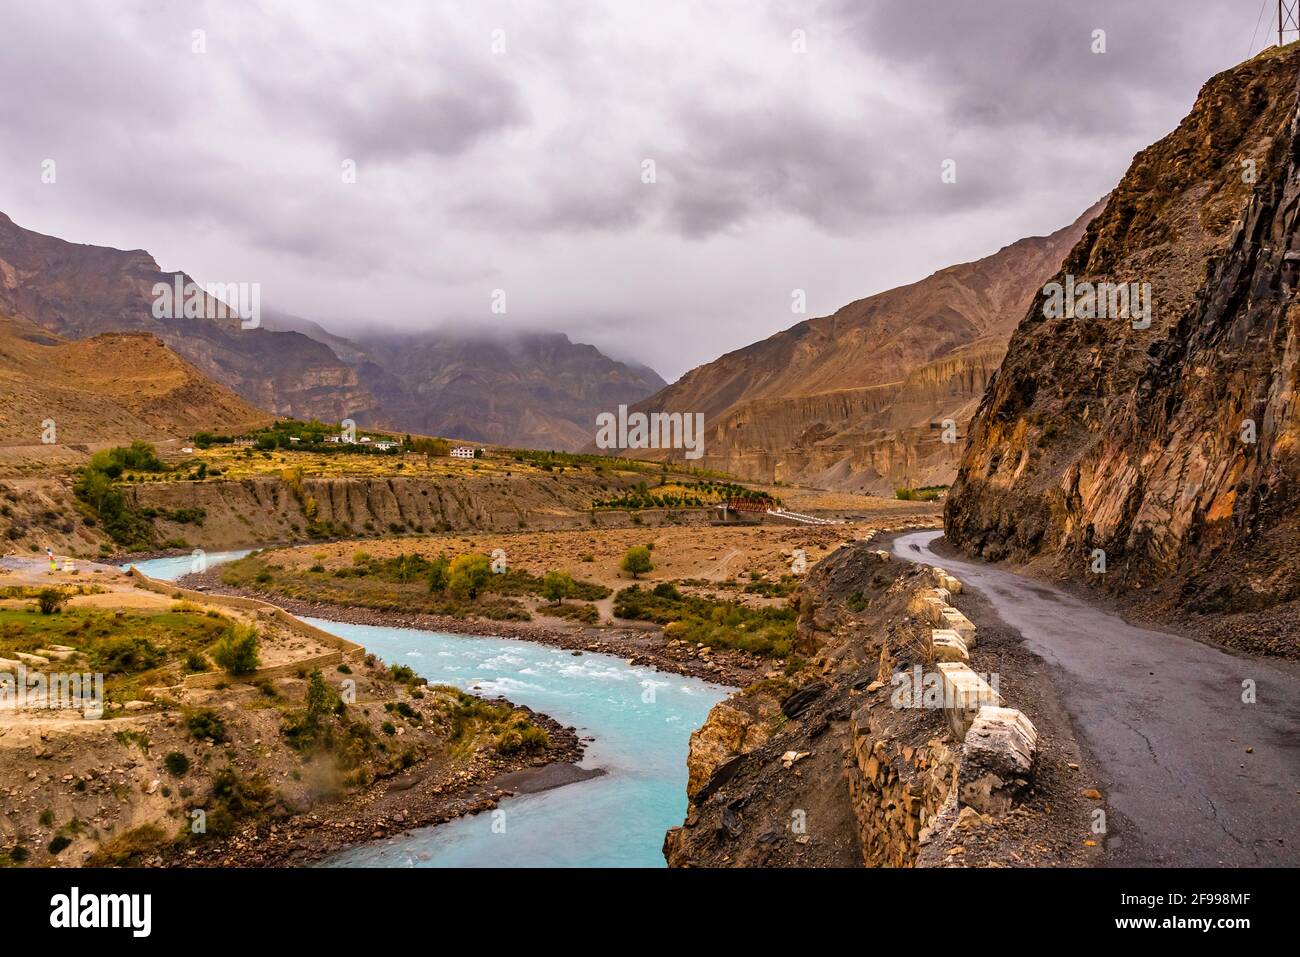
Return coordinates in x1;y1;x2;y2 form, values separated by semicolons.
166;700;599;868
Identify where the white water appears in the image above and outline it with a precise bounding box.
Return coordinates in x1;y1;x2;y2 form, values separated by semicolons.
130;551;730;867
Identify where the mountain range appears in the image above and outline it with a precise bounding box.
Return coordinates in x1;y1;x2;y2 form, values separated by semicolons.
0;210;663;449
1;196;1102;476
619;199;1104;492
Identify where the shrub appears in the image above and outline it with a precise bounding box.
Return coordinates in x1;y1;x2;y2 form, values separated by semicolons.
85;823;169;867
426;556;450;593
184;709;227;743
497;725;549;755
95;636;163;673
652;581;681;600
163;752;190;776
47;835;72;855
36;588;67;615
388;663;424;685
204;768;276;837
212;622;260;676
620;546;653;579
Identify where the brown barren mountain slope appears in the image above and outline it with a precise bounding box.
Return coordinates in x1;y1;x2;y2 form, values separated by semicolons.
0;313;271;446
626;202;1102;493
346;331;667;450
0;212;664;450
945;45;1300;657
0;211;378;422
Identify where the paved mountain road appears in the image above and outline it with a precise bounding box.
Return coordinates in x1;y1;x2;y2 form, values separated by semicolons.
893;530;1300;866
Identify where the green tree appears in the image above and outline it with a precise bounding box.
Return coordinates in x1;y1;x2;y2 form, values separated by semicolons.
212;622;261;675
304;670;340;725
541;571;574;604
411;436;451;464
448;553;491;599
620;546;654;579
427;556;451;593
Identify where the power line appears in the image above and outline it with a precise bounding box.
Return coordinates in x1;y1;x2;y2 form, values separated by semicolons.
1248;0;1268;58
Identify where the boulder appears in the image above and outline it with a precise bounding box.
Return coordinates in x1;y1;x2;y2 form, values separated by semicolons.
959;706;1038;816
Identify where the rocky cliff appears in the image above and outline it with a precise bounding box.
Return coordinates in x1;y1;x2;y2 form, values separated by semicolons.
945;45;1300;656
663;543;1097;867
625;203;1102;493
0;465;669;559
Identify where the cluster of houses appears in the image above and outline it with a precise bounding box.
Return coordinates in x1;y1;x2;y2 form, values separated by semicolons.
183;431;485;459
320;434;399;451
320;433;483;459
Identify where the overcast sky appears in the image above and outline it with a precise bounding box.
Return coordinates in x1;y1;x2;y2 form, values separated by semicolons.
0;1;1278;380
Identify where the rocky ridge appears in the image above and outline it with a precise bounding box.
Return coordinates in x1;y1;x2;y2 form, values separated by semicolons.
944;44;1300;657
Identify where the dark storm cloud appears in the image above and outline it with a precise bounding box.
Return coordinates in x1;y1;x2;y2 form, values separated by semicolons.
661;96;1008;238
832;0;1233;135
235;41;528;162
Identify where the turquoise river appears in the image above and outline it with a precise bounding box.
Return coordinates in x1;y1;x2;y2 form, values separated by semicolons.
129;551;731;867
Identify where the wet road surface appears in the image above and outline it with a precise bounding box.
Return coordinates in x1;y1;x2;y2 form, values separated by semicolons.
893;530;1300;866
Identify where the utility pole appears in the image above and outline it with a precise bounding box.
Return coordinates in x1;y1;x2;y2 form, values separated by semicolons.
1281;1;1300;46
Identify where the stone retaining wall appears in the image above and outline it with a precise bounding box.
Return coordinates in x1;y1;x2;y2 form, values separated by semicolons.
847;560;1039;865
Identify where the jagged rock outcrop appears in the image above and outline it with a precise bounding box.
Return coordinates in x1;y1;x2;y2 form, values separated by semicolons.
945;45;1300;654
621;203;1102;493
664;544;1074;868
684;695;781;799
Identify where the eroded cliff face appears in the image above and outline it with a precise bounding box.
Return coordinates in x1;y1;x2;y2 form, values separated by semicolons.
945;46;1300;653
0;469;669;559
125;471;652;549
